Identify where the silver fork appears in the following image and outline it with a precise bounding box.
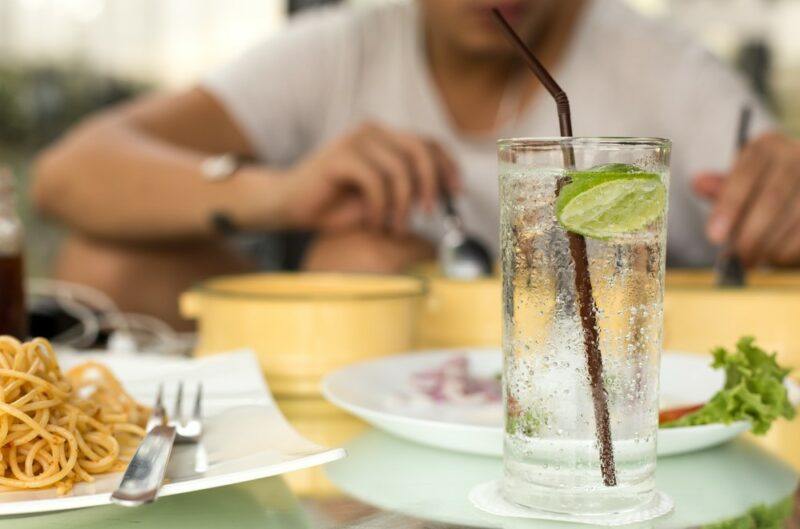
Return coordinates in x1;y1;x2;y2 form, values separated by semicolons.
111;382;203;506
172;382;203;443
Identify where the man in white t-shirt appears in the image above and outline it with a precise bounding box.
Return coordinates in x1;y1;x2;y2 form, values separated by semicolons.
32;0;800;326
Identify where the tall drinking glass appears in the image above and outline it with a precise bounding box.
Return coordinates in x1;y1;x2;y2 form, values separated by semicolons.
499;138;671;515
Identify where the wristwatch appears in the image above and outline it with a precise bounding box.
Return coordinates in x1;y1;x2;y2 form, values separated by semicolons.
200;153;241;182
202;153;242;235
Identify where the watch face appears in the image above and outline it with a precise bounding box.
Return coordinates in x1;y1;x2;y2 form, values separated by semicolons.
201;154;238;182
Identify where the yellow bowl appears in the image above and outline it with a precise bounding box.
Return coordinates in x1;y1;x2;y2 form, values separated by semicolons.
181;273;425;397
413;264;800;369
664;270;800;368
414;270;501;348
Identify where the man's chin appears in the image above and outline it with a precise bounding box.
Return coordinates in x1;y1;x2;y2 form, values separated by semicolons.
455;34;522;60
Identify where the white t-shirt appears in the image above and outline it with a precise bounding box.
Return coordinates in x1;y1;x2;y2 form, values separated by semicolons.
203;0;774;267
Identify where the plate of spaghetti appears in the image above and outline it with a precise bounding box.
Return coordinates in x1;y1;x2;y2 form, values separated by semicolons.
0;337;345;515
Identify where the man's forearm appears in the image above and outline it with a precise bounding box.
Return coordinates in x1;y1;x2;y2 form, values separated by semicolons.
32;117;288;242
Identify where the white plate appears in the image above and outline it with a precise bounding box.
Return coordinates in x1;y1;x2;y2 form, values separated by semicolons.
322;348;800;458
0;350;345;516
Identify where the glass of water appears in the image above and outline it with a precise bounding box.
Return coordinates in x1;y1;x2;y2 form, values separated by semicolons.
499;137;671;515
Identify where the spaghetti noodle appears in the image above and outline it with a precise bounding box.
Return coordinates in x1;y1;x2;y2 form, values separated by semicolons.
0;336;148;494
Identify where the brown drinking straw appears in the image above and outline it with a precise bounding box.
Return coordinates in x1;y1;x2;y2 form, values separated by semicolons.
492;9;617;487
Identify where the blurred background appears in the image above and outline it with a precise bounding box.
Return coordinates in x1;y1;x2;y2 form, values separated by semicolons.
1;0;799;277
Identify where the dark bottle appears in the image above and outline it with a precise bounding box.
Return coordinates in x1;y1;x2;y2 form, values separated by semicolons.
0;168;26;339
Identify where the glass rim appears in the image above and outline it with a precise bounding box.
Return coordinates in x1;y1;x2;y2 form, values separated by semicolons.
497;137;671;149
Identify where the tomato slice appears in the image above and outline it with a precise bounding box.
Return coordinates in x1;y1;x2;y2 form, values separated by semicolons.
659;404;704;425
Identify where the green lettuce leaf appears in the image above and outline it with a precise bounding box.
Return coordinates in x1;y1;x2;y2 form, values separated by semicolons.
663;337;796;434
702;496;793;529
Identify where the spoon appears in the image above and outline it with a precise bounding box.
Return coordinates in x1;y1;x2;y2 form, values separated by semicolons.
438;191;493;279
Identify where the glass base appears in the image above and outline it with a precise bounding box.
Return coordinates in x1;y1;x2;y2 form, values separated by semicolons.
470;481;673;525
502;473;655;515
502;436;657;515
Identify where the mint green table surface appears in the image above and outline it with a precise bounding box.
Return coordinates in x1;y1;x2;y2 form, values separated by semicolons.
3;430;797;529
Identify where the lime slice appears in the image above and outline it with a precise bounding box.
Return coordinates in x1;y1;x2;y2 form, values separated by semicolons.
586;163;644;174
556;170;666;239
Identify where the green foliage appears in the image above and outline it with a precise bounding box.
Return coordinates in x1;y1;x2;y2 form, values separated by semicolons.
506;408;549;437
0;63;148;148
702;496;793;529
664;337;796;434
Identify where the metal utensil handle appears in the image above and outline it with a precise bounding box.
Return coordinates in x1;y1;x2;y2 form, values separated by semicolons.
714;104;753;288
111;425;177;506
441;188;458;219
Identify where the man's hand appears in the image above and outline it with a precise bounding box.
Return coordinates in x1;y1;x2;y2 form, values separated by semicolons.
278;122;460;234
695;132;800;266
